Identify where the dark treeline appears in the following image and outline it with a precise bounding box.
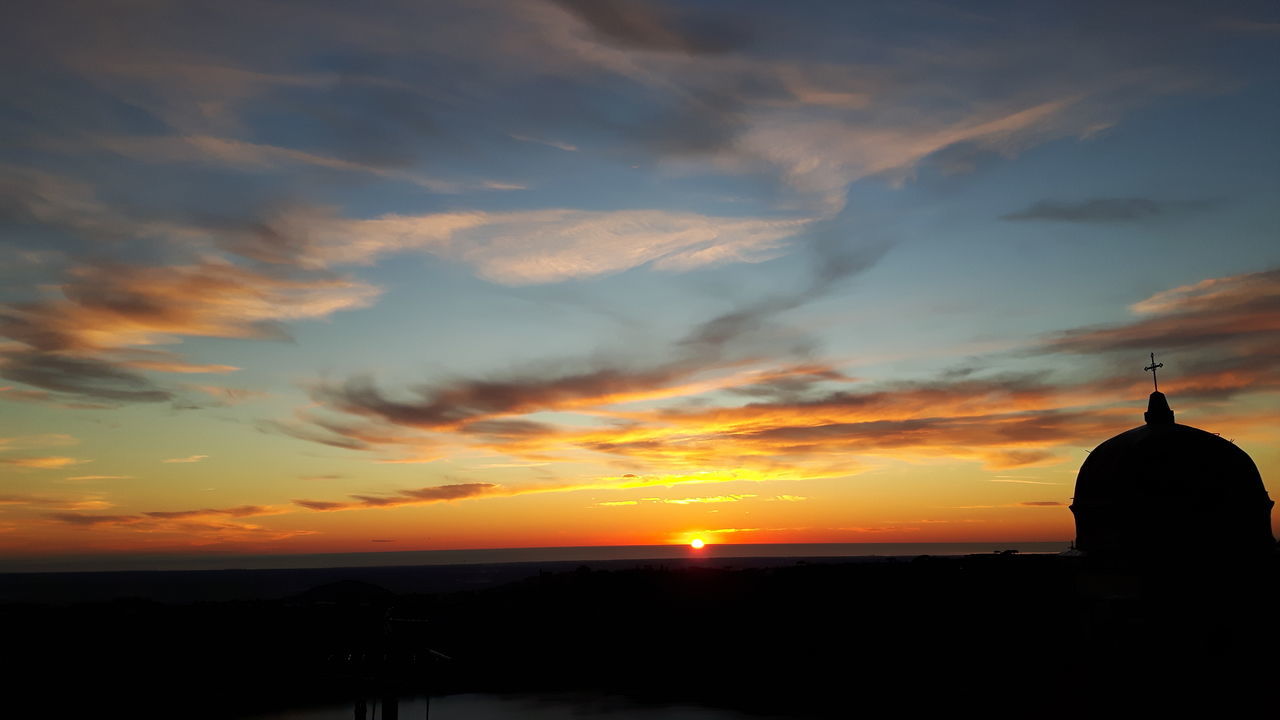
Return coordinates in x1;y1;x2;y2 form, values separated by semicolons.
3;554;1276;717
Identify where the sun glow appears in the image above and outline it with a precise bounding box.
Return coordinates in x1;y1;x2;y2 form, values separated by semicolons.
690;538;705;549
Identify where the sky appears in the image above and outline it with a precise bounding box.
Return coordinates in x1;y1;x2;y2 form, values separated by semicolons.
1;0;1278;566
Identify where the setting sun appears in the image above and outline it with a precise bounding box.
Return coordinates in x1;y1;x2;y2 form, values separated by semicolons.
690;538;705;549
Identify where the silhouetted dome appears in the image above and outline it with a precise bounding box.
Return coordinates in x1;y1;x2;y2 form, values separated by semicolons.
1070;391;1275;558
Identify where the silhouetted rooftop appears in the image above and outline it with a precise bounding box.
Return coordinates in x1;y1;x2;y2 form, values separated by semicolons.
1071;391;1275;557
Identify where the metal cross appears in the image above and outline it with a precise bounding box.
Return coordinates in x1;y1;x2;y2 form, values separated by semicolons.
1144;352;1164;392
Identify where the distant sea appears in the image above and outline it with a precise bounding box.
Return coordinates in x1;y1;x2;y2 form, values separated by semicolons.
0;541;1068;574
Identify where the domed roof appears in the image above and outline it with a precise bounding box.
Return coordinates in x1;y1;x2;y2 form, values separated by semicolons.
1070;391;1275;557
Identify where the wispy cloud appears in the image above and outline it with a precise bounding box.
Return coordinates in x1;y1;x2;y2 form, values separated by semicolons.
0;493;112;511
293;482;498;512
44;504;303;542
240;208;810;283
0;456;89;469
510;134;578;152
162;454;208;464
659;494;757;505
595;494;757;507
0;434;78;451
1002;197;1168;222
91;134;523;193
989;477;1063;486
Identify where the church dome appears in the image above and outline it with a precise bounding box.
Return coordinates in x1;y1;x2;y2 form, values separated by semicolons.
1070;391;1275;558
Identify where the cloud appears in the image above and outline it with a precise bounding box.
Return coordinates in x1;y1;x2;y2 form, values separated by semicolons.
310;362;706;433
46;513;141;526
162;454;208;464
293;482;498;512
292;356;1115;476
0;493;112;511
243;207;809;283
511;0;1224;211
7;0;1236;233
0;254;379;402
1020;501;1065;507
1129;268;1280;316
0;1;1239;422
142;504;272;519
1002;197;1167;222
3;260;380;352
659;494;756;504
551;0;745;55
63;475;133;481
185;385;269;405
510;134;578;152
295;218;883;459
44;503;298;542
0;456;89;469
283;266;1280;488
91;134;522;193
596;494;756;507
1040;267;1280;400
0;433;78;451
0;353;174;403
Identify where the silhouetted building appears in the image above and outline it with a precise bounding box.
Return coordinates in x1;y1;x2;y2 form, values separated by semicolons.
1070;389;1275;559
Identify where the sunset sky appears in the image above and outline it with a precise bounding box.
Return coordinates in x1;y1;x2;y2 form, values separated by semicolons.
2;0;1278;566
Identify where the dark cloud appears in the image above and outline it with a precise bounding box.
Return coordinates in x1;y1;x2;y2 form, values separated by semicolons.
1002;197;1165;222
680;231;890;356
45;513;141;526
142;505;272;520
293;482;498;512
1020;501;1065;506
311;363;698;432
462;419;559;437
553;0;746;55
257;418;374;451
725;365;852;402
0;351;172;402
44;504;291;539
293;499;348;511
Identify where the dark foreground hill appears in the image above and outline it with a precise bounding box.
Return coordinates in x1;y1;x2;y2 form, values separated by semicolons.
2;553;1276;717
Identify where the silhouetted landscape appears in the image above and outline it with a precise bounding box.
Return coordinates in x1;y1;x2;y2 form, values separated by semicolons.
4;550;1277;717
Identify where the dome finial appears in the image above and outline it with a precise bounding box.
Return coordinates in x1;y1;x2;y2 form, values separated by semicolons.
1144;352;1163;392
1143;354;1174;424
1145;391;1174;424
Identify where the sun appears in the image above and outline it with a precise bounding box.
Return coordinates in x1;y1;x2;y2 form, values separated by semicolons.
690;538;705;549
